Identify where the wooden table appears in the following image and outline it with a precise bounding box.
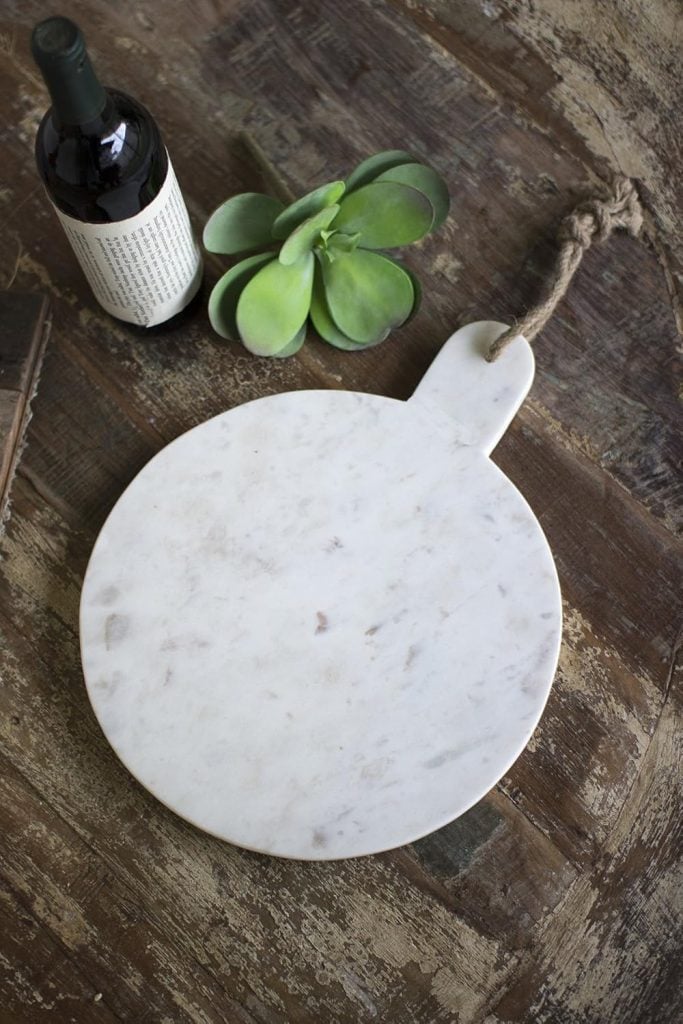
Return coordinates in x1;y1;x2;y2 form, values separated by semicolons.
1;2;681;1021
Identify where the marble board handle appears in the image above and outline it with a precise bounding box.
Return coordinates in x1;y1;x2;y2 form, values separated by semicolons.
409;321;535;456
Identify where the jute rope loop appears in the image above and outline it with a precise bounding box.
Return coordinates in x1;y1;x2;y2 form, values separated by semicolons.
486;176;643;362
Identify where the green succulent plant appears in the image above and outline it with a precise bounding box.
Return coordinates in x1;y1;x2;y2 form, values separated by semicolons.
203;150;449;357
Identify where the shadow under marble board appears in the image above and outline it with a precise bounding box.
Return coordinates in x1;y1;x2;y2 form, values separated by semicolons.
79;320;562;860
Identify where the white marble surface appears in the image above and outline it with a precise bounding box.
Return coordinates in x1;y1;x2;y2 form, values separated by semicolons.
80;321;562;859
412;320;535;454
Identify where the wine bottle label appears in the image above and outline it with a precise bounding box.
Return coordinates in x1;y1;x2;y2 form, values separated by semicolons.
52;156;202;327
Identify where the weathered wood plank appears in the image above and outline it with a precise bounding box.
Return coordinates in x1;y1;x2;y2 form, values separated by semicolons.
0;0;680;1020
391;0;683;321
0;756;257;1023
396;788;577;944
0;292;50;528
487;679;683;1024
492;406;681;863
0;881;121;1024
499;407;680;687
0;392;21;508
0;293;48;393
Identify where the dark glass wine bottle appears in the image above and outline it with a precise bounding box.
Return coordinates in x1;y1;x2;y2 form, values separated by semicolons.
32;16;202;327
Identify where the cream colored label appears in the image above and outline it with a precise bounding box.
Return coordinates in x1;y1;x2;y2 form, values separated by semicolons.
53;156;202;327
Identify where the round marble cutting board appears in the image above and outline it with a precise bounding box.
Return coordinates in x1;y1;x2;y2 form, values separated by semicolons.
80;321;562;859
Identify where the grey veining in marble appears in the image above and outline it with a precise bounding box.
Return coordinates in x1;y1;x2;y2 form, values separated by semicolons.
80;321;562;859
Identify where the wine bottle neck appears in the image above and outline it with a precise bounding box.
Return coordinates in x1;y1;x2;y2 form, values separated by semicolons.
31;16;107;127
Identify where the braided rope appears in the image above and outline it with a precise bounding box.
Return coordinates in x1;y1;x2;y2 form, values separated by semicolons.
487;176;643;361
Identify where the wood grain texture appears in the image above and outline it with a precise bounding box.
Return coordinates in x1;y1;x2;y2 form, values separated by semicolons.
0;292;50;527
0;1;681;1021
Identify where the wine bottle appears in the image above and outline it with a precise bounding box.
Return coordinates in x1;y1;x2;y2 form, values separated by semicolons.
31;16;202;327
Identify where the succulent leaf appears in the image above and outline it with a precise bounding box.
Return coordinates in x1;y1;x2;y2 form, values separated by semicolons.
208;252;274;340
272;181;346;239
403;265;422;322
271;323;307;358
279;205;340;266
310;266;365;349
327;231;362;255
345;150;415;193
203;193;284;254
375;163;450;229
322;249;414;344
236;253;314;356
335;182;434;249
381;256;423;322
